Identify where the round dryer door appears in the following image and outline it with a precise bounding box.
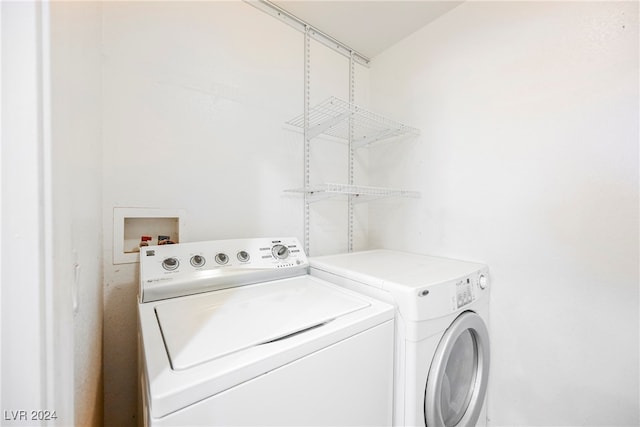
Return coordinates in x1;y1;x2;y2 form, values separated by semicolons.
424;311;490;427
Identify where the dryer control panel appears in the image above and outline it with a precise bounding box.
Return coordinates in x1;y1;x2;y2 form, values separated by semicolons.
454;273;489;309
139;237;308;302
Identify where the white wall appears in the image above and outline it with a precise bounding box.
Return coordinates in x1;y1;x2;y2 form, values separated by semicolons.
50;2;103;425
368;1;639;426
1;2;103;426
101;2;365;424
1;1;50;422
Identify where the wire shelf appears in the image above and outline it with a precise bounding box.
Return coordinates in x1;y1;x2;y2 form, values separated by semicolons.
285;183;420;203
286;97;420;147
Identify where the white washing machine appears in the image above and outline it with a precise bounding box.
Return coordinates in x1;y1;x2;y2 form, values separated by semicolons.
310;250;491;427
138;238;395;426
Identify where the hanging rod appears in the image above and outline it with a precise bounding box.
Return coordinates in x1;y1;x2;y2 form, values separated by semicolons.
244;0;371;67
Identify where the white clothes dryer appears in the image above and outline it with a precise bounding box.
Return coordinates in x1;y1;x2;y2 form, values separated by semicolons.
138;238;394;426
310;249;491;427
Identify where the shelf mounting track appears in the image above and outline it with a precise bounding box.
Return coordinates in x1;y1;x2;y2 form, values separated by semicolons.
258;0;420;255
245;0;370;67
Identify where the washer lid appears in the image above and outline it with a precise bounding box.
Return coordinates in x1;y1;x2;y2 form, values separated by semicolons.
156;276;370;370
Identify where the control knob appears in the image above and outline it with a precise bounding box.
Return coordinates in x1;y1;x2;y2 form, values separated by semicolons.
271;244;290;260
190;255;205;267
162;257;179;271
478;274;488;290
215;253;229;265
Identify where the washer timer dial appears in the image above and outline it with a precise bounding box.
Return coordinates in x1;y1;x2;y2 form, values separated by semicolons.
271;244;290;260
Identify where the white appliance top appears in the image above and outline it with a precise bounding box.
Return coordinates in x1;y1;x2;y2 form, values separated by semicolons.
157;275;369;370
139;274;394;419
139;237;308;302
309;249;489;322
310;249;485;288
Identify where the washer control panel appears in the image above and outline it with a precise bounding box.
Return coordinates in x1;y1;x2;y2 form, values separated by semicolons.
139;237;308;302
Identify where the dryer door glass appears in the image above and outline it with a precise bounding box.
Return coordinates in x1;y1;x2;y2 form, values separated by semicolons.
440;330;477;425
424;312;490;427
